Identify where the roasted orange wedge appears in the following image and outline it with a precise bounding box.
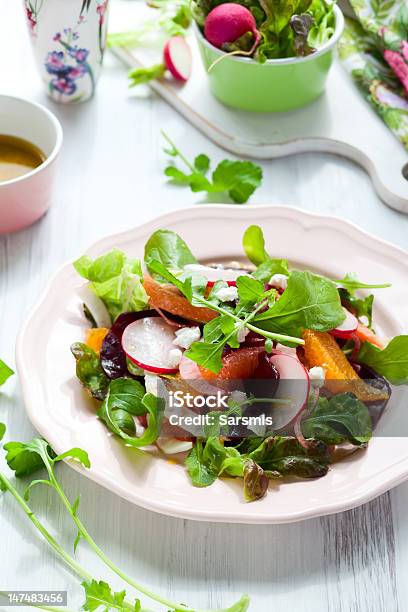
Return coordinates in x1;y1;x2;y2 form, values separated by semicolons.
303;329;388;402
143;274;217;324
85;327;109;353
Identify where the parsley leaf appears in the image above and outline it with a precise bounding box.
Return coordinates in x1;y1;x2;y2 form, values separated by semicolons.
302;393;372;446
162;132;262;204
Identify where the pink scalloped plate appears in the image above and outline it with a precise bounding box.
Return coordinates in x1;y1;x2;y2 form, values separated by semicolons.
16;206;408;523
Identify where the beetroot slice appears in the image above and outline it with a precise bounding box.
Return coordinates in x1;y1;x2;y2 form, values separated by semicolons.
100;331;128;379
111;310;158;339
101;310;158;379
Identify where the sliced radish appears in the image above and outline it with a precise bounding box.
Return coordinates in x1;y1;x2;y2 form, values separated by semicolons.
78;283;111;328
331;307;358;339
122;317;181;374
267;352;310;431
156;437;193;455
183;263;248;287
163;36;192;82
179;354;226;397
274;343;297;358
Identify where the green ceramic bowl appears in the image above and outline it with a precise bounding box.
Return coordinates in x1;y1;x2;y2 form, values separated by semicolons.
194;5;344;112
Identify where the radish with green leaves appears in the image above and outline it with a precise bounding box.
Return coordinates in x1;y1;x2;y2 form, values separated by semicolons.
204;3;261;52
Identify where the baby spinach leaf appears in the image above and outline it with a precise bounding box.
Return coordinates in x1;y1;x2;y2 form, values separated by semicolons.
302;393;372;446
74;250;148;320
98;387;164;447
144;229;197;278
249;436;330;478
253;270;344;338
0;422;5;441
185;439;218;487
102;377;147;416
0;359;13;386
358;335;408;385
71;342;109;400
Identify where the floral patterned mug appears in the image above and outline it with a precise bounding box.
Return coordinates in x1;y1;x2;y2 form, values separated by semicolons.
23;0;109;103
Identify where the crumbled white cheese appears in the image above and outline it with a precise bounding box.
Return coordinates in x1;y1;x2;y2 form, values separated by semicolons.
168;348;183;368
173;326;201;349
144;373;159;396
269;274;288;291
309;366;326;388
215;285;239;302
248;421;267;437
230;390;247;405
236;325;249;344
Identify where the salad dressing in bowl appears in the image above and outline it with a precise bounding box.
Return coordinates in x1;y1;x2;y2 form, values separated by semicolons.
0;135;45;183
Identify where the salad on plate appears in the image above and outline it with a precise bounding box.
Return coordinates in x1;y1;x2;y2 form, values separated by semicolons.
71;225;408;502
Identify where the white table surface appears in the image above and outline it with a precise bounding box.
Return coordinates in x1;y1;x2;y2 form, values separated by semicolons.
1;1;408;611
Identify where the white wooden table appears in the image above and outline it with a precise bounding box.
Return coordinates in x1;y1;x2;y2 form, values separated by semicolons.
1;2;408;611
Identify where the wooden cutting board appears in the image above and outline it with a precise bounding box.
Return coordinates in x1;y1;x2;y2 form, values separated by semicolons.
110;2;408;214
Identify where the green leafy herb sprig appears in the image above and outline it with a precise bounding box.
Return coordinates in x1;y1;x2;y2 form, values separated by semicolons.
0;425;250;612
147;259;308;372
162;132;263;204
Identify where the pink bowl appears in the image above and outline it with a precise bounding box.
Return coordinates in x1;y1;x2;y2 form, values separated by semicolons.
0;95;63;234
